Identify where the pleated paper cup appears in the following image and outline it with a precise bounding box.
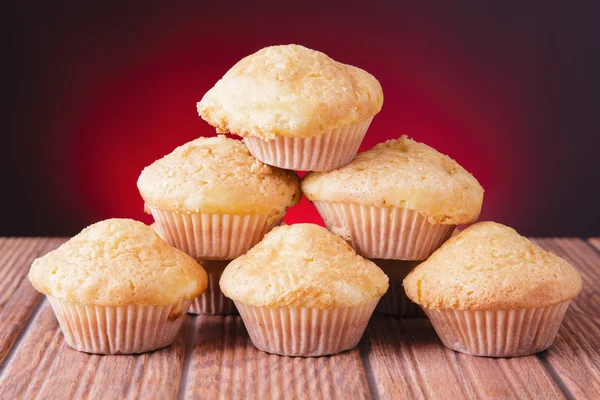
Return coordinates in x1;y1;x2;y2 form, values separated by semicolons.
313;201;455;260
373;260;424;317
235;298;379;357
149;207;283;260
189;260;237;315
243;118;373;171
424;300;572;357
47;296;192;354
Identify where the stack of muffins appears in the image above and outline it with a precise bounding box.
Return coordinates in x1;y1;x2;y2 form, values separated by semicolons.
137;135;302;316
28;44;581;358
301;135;484;318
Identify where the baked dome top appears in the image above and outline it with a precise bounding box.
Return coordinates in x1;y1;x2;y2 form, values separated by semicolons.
197;44;383;139
137;135;301;215
220;223;389;308
403;222;582;310
29;219;208;306
302;135;483;225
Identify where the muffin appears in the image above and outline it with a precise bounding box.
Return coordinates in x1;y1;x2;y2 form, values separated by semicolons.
150;222;165;239
28;219;208;354
138;135;301;259
373;260;423;317
150;223;236;315
403;222;582;357
302;135;483;260
197;44;383;171
220;223;389;357
189;260;237;315
150;222;237;315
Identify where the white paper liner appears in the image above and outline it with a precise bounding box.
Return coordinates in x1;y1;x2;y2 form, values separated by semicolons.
313;202;455;260
150;222;165;239
47;296;192;354
243;118;373;171
372;260;424;317
235;299;379;357
188;261;237;315
150;207;282;260
424;300;572;357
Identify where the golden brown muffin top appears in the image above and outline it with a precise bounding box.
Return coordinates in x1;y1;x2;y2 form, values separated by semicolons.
29;219;208;306
403;222;582;311
302;135;483;225
197;44;383;139
137;135;301;215
220;223;389;309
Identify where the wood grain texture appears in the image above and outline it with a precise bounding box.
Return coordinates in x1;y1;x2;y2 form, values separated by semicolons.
588;237;600;252
531;238;600;399
0;237;64;365
180;314;372;399
0;300;185;400
362;314;565;400
0;238;599;400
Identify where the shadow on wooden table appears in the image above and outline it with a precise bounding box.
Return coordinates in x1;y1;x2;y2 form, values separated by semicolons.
180;313;373;398
364;312;440;347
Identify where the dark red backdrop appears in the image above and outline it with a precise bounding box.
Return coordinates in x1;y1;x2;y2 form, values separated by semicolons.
4;1;599;236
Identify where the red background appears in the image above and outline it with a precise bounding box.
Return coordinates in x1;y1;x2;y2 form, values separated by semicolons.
4;1;599;236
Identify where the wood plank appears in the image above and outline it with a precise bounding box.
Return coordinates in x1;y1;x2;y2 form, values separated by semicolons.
0;300;185;400
180;314;372;399
531;238;600;399
362;314;564;399
361;314;467;399
588;238;600;252
0;237;598;399
0;237;65;366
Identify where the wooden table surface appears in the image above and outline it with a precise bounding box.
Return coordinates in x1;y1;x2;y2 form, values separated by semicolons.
0;237;598;400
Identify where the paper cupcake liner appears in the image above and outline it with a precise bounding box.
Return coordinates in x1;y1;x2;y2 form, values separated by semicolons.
235;299;379;357
150;222;166;240
424;300;572;357
372;260;424;317
151;226;236;315
188;261;237;315
243;118;373;171
150;207;282;260
47;296;192;354
313;202;455;260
